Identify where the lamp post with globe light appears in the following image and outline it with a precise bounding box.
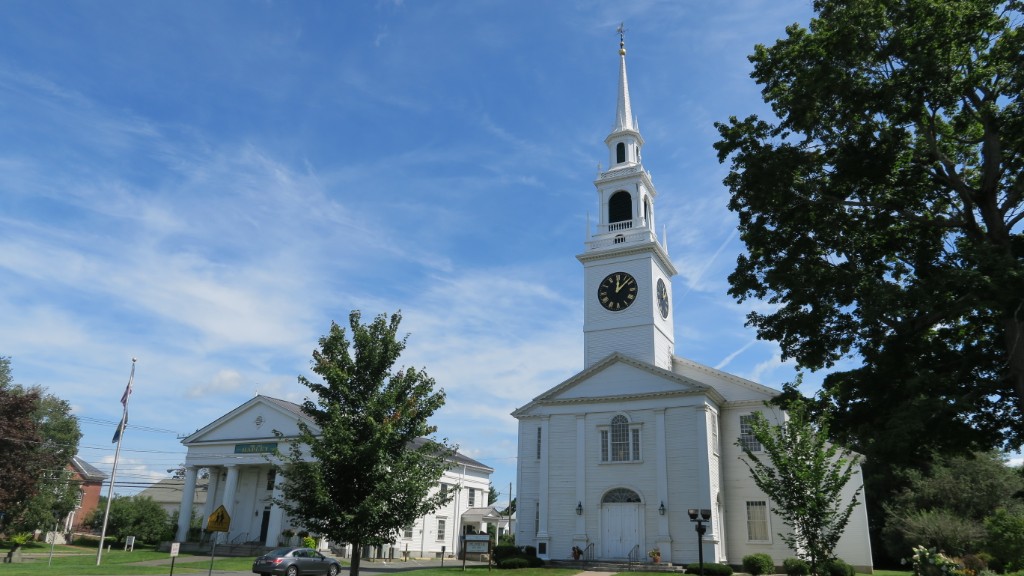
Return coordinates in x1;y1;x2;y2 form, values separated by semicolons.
688;509;711;576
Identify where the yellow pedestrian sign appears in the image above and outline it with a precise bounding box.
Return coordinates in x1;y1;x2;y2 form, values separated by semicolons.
207;505;231;532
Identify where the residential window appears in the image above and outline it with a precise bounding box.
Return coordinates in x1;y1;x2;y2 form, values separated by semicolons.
739;414;763;452
266;469;276;490
437;518;446;541
468;488;475;507
536;427;542;459
746;501;770;542
403;524;413;539
600;415;641;462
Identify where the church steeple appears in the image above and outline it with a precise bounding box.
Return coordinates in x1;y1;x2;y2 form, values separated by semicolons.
577;26;677;370
605;24;644;170
613;24;636;134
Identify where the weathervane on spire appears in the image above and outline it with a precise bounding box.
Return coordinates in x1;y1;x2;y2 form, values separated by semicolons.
617;22;627;55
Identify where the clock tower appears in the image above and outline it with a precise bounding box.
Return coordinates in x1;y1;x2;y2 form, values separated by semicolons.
577;30;677;370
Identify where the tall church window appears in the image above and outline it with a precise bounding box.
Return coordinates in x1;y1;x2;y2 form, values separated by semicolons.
600;415;641;462
437;518;447;541
739;414;763;452
536;427;542;459
616;142;626;164
266;469;276;490
609;191;632;225
468;488;475;507
711;412;720;455
746;501;770;542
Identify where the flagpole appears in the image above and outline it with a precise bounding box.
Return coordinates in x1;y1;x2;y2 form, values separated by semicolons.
96;358;136;566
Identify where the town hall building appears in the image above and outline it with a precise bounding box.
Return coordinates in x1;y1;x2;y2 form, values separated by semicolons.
174;394;501;558
511;35;873;570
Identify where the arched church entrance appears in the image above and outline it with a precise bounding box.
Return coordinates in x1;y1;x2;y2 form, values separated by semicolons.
600;488;643;559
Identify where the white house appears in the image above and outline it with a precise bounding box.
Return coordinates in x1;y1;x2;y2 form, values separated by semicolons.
511;35;873;571
174;394;500;558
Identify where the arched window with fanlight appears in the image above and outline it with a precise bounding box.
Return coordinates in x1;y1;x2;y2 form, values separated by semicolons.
599;414;641;462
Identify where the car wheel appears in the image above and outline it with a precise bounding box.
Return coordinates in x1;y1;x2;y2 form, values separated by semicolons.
286;566;299;576
329;565;340;576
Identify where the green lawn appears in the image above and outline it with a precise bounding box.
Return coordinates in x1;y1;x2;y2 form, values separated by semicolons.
1;544;253;575
2;544;587;576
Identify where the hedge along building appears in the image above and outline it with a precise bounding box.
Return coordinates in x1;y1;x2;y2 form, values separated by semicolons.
511;33;873;570
174;394;500;557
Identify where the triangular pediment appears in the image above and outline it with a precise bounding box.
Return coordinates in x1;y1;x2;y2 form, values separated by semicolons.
181;395;317;446
512;353;723;417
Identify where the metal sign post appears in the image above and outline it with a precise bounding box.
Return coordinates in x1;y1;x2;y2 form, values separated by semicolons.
205;505;231;576
169;542;180;576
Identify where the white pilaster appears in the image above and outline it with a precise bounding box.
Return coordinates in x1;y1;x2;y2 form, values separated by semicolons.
537;417;550;554
574;415;586;540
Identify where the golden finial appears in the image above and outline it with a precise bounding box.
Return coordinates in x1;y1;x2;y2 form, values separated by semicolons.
617;22;627;55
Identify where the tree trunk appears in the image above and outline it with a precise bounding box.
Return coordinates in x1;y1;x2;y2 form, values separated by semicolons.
1007;316;1024;436
348;542;361;576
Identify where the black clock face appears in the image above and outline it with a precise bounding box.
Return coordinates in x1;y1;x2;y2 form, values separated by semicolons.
657;278;670;319
598;271;638;311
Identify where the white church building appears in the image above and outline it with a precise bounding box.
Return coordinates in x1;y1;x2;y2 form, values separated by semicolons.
174;394;501;558
511;36;873;571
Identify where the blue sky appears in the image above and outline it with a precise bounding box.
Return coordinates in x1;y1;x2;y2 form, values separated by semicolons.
0;1;838;499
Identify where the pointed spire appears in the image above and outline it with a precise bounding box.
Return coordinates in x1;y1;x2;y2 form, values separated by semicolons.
613;22;635;133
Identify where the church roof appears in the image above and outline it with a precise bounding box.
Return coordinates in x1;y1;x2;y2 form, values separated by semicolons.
70;456;107;482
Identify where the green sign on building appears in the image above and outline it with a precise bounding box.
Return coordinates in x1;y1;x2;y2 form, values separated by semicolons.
234;442;278;454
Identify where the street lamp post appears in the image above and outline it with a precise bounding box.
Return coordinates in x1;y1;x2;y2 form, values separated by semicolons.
688;509;712;576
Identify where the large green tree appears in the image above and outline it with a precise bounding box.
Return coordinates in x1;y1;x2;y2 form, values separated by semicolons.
881;451;1024;558
86;495;173;544
275;311;455;576
738;400;863;576
0;357;82;534
714;0;1024;465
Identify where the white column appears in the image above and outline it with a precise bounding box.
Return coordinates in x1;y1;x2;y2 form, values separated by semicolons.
175;467;198;542
265;469;285;547
220;465;239;543
201;467;220;529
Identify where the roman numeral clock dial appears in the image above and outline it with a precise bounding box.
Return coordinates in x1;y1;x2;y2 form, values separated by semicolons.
598;271;638;311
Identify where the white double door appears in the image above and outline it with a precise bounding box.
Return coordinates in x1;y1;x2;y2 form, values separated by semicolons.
600;503;642;559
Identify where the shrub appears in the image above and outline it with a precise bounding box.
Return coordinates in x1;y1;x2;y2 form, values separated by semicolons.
498;558;529;569
302;536;316;549
986;509;1024;571
686;562;734;576
783;557;810;576
744;553;776;575
492;545;519;563
822;558;855;576
491;544;543;569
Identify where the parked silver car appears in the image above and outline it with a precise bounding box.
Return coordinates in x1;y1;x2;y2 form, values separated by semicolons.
252;547;342;576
